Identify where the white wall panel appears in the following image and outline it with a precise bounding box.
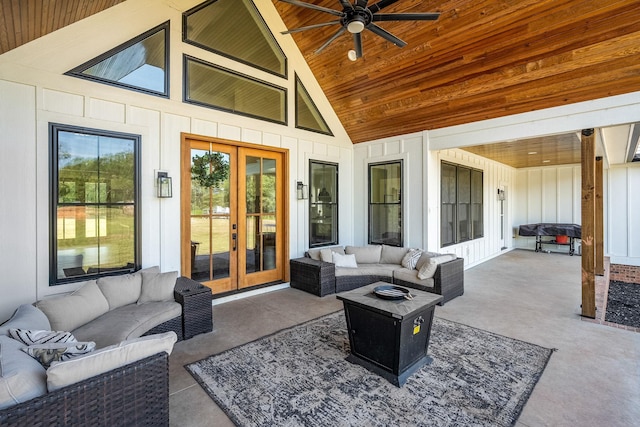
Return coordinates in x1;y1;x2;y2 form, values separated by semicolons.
629;167;640;258
557;167;574;222
42;89;83;116
0;81;37;321
88;98;125;123
542;168;557;222
527;170;543;223
191;118;217;138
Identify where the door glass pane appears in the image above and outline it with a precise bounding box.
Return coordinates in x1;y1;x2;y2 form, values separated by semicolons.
190;149;231;282
245;156;277;274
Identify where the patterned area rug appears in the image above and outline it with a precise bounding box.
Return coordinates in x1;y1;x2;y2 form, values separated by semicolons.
186;312;553;427
605;280;640;328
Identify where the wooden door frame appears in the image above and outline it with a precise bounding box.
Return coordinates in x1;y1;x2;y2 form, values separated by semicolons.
180;132;290;287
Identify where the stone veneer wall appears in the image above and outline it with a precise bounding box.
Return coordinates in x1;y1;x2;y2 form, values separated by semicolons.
609;264;640;284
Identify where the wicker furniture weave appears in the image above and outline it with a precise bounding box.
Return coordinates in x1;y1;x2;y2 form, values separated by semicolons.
0;352;169;426
394;258;465;304
290;256;464;305
174;277;213;339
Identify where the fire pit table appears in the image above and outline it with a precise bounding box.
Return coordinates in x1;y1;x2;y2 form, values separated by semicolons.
337;282;443;387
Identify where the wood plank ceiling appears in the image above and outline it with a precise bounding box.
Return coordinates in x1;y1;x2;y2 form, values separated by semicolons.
2;0;639;162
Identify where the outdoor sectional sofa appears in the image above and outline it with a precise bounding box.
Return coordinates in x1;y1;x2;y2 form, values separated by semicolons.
0;268;212;426
290;245;464;304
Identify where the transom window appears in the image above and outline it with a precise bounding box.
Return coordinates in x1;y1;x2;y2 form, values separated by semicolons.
50;124;140;284
183;0;287;77
66;22;169;97
184;56;286;125
441;162;483;246
368;161;403;246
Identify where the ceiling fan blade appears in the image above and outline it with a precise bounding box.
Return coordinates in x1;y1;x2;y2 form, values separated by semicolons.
353;32;363;58
281;20;341;34
366;23;406;47
355;0;369;8
278;0;344;17
373;13;440;22
316;26;347;53
368;0;400;14
338;0;352;9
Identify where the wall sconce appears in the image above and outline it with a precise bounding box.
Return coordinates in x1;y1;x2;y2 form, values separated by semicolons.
296;181;308;200
157;171;172;198
497;188;505;201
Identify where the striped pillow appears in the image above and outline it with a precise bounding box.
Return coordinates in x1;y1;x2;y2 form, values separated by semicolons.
22;342;96;369
9;329;77;346
401;249;422;270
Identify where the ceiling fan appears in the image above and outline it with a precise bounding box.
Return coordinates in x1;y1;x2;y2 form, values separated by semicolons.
277;0;440;60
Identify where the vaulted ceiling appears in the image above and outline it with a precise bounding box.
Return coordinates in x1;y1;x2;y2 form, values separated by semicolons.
1;0;639;157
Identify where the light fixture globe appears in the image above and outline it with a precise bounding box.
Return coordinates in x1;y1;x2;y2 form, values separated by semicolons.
347;19;365;34
347;49;358;61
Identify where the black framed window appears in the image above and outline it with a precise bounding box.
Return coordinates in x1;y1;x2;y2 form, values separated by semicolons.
66;22;169;97
368;161;403;246
309;161;338;247
441;161;483;246
184;55;286;125
50;124;141;285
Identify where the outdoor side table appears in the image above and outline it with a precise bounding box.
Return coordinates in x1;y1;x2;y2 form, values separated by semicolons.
174;277;213;339
336;282;442;387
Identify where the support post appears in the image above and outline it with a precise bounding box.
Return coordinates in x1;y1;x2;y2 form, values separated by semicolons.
595;156;604;276
581;129;596;318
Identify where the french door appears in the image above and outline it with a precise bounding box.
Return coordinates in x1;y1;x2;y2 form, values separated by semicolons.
181;135;287;295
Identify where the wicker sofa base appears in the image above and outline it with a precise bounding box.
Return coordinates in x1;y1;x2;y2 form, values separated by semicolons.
290;256;464;305
0;352;169;427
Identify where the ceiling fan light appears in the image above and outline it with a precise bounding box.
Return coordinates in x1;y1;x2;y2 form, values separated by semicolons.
347;50;358;61
347;20;365;34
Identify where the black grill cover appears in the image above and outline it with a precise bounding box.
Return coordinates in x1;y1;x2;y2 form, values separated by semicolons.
518;223;581;238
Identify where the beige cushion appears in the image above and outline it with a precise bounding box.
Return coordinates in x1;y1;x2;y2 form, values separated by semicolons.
335;264;398;278
332;252;357;268
380;245;409;264
415;251;442;272
97;273;142;310
308;246;344;261
138;271;178;304
0;335;47;409
0;304;51;336
46;331;177;392
36;281;109;332
393;268;435;290
345;245;382;264
72;301;181;349
417;254;457;280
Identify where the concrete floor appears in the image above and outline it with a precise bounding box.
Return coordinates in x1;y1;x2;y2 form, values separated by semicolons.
168;249;640;426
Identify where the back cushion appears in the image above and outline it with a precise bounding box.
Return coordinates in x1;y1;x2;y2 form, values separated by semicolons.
0;304;51;336
345;245;382;264
380;245;409;264
97;273;143;310
36;281;109;332
307;246;344;260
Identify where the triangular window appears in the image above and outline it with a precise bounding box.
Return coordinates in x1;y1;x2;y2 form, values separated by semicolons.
66;22;169;97
184;0;286;78
295;75;332;136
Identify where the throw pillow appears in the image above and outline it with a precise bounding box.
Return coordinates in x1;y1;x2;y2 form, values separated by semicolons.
332;252;358;268
401;249;422;270
138;270;178;304
9;329;77;346
23;342;96;369
417;259;438;279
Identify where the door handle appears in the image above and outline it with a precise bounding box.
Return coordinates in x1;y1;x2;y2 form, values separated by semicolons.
232;233;237;251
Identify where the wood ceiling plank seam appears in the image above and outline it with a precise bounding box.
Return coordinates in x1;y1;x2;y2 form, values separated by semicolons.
328;27;640;130
27;0;37;42
10;0;23;48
